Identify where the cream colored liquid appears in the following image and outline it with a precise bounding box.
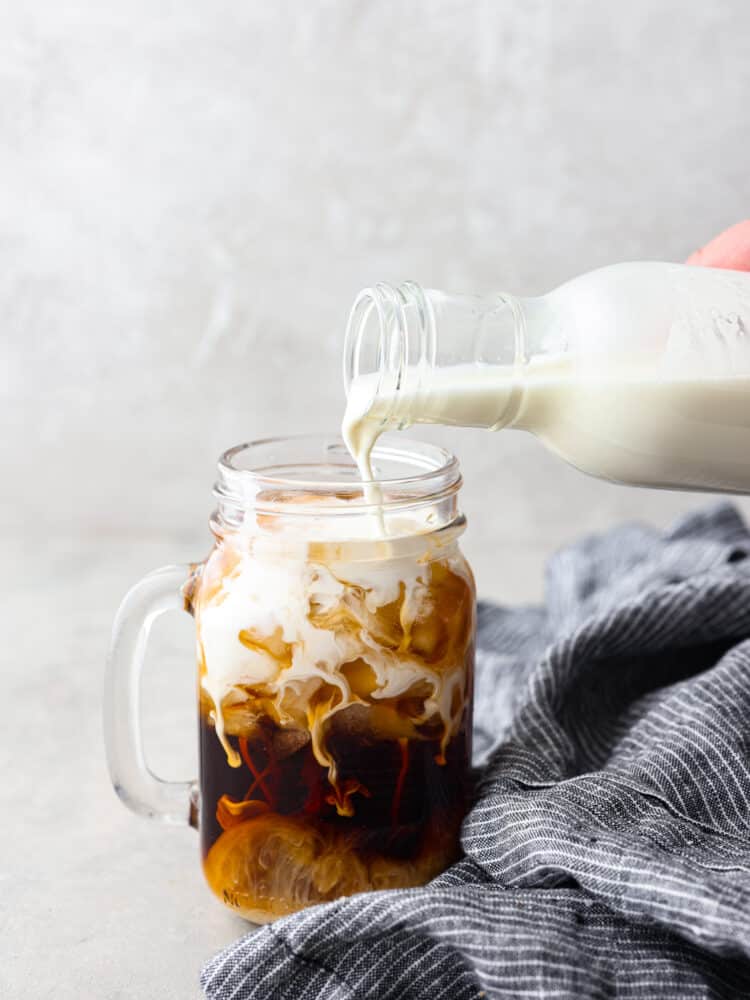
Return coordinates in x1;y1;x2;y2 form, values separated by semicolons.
343;359;750;495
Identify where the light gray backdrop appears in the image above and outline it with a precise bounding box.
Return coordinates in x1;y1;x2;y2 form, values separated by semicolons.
4;3;750;997
6;0;750;601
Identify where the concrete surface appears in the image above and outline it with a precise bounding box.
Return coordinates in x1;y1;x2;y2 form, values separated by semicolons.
2;533;246;999
5;0;750;996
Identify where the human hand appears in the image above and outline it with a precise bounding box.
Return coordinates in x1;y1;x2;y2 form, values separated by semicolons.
687;220;750;270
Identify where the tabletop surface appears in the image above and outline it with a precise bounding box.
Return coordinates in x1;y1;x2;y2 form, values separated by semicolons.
4;534;249;1000
8;494;750;998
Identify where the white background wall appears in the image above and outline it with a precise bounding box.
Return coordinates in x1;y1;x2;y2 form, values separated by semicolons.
6;0;750;602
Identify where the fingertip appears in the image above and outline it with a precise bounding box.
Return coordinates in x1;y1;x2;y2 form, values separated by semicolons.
687;220;750;270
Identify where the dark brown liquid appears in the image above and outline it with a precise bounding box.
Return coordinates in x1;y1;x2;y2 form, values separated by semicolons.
198;706;472;921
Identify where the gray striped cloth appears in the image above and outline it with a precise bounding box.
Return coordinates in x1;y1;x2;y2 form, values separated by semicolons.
202;503;750;999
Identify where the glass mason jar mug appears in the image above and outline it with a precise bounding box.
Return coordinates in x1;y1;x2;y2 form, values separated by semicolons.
105;434;475;923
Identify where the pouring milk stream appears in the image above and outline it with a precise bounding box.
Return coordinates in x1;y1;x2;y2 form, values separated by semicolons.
342;262;750;509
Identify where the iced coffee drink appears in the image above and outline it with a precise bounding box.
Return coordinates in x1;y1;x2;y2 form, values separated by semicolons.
187;438;475;922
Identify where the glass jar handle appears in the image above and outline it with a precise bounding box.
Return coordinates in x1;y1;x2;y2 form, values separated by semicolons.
104;564;198;826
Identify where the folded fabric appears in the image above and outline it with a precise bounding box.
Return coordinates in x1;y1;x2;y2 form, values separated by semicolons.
202;503;750;999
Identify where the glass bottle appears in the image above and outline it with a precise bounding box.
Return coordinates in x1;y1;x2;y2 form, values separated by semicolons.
343;263;750;493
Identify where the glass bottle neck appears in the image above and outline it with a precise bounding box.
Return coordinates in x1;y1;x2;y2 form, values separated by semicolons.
343;282;555;433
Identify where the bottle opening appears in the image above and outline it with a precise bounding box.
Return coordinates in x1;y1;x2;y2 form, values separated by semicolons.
342;282;436;394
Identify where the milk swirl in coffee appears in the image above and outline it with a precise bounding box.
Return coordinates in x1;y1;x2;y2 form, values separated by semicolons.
190;451;475;923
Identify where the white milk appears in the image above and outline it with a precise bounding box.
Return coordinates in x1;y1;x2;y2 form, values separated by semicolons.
342;263;750;496
344;361;750;495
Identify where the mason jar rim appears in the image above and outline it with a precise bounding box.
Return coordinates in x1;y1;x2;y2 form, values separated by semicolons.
213;433;462;517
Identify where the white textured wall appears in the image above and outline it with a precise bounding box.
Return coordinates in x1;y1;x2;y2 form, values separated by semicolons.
7;0;750;601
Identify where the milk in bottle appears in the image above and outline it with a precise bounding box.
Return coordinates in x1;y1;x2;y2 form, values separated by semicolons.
342;263;750;495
